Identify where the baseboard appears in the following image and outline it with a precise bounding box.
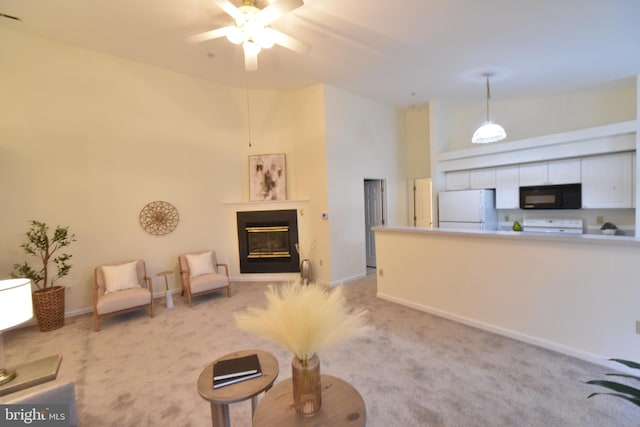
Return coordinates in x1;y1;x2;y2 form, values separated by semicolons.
329;272;367;288
376;292;630;373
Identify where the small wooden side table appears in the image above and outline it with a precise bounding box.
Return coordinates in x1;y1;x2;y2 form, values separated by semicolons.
197;349;279;427
252;375;366;427
156;270;174;308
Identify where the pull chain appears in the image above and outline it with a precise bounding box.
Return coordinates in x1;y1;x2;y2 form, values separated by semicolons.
246;85;252;148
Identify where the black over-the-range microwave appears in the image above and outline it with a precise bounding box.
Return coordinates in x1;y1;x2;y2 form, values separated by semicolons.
519;183;582;209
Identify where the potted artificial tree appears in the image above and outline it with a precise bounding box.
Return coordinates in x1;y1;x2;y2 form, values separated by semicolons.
12;220;76;332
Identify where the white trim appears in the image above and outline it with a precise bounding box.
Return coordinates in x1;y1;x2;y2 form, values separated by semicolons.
438;120;638;172
222;199;310;207
376;292;634;373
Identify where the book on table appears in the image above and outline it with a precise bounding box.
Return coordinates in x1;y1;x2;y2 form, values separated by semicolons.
213;353;262;382
213;370;262;389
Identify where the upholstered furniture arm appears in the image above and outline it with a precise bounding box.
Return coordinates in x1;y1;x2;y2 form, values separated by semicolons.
216;263;229;277
93;280;99;312
144;275;153;292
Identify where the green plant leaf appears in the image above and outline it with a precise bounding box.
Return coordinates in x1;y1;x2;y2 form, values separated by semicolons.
610;359;640;370
606;373;640;383
12;220;75;289
586;380;640;398
587;392;640;408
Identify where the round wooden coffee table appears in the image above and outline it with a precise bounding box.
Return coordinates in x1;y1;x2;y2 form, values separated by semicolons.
252;375;366;427
197;349;279;427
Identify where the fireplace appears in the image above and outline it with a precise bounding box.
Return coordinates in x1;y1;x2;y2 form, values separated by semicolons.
237;210;300;273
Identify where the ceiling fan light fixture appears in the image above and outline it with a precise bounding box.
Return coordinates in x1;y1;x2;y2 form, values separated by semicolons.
255;28;275;49
243;40;261;56
472;73;506;144
226;26;245;44
191;0;307;72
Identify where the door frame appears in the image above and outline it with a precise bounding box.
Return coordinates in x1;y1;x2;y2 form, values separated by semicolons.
364;179;387;268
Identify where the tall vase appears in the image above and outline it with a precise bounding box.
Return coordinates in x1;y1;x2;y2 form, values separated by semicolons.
291;354;321;416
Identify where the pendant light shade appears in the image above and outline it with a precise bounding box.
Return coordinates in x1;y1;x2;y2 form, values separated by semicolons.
472;73;506;144
472;122;507;144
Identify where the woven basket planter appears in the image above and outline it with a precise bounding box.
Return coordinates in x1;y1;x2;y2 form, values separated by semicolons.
32;285;65;332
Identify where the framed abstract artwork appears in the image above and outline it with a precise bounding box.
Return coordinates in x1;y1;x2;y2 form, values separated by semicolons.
249;153;286;201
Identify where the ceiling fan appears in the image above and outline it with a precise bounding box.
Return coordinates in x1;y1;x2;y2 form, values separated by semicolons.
188;0;310;71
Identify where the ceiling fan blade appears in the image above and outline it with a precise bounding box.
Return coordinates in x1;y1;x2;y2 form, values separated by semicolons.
270;29;310;53
213;0;244;21
244;49;258;71
257;0;304;26
187;26;234;43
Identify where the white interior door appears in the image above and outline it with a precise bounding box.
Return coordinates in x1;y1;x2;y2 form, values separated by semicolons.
413;178;433;227
364;179;385;268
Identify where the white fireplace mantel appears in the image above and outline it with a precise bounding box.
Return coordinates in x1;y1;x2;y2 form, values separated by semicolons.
222;199;310;209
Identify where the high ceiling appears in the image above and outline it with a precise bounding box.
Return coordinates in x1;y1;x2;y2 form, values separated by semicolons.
1;0;639;107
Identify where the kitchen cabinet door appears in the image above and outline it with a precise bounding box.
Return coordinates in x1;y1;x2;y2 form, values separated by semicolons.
519;162;547;186
445;170;470;190
582;152;634;208
547;159;581;184
470;168;496;189
496;166;519;209
519;159;580;186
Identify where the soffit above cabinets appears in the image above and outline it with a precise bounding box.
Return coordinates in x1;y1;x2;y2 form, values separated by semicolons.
437;121;637;172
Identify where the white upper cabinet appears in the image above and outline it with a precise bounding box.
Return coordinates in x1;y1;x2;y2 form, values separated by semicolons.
445;170;470;190
495;166;520;209
519;159;581;186
470;168;496;189
582;152;634;208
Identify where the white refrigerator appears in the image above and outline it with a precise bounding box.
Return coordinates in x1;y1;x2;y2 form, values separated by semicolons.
438;189;498;230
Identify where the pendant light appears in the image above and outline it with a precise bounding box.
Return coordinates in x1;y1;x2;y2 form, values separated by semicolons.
472;73;506;144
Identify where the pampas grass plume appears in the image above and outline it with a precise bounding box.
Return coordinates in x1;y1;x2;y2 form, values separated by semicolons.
235;282;367;362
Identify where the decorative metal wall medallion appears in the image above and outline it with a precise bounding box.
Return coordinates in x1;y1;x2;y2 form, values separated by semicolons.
139;201;179;235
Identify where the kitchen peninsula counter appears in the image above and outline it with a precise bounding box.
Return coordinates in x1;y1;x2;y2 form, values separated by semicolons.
375;225;639;245
373;226;640;366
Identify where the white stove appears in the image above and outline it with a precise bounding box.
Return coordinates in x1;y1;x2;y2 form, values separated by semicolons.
522;218;584;234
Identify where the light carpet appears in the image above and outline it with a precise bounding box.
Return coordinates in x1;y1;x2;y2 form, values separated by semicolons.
1;274;637;426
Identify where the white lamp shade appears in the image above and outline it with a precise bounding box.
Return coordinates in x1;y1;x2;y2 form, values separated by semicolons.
472;122;507;144
254;28;275;49
0;278;33;330
226;26;245;44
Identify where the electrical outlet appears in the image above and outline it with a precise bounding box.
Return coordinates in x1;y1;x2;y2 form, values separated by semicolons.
319;259;323;267
379;269;384;277
596;216;605;225
505;215;510;221
636;320;640;334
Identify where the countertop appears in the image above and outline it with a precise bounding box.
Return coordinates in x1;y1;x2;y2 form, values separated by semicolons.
374;225;640;246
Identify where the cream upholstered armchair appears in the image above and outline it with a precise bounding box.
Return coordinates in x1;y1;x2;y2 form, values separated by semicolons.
93;259;154;332
178;250;230;307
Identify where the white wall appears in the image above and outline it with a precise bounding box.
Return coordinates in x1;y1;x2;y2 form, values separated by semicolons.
0;28;414;312
446;80;637;152
401;104;431;179
291;85;330;284
323;85;407;284
376;228;640;364
0;28;303;312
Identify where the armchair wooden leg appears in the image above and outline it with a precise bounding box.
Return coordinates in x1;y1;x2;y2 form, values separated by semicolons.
187;289;192;308
226;285;230;297
149;298;154;318
94;313;100;332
